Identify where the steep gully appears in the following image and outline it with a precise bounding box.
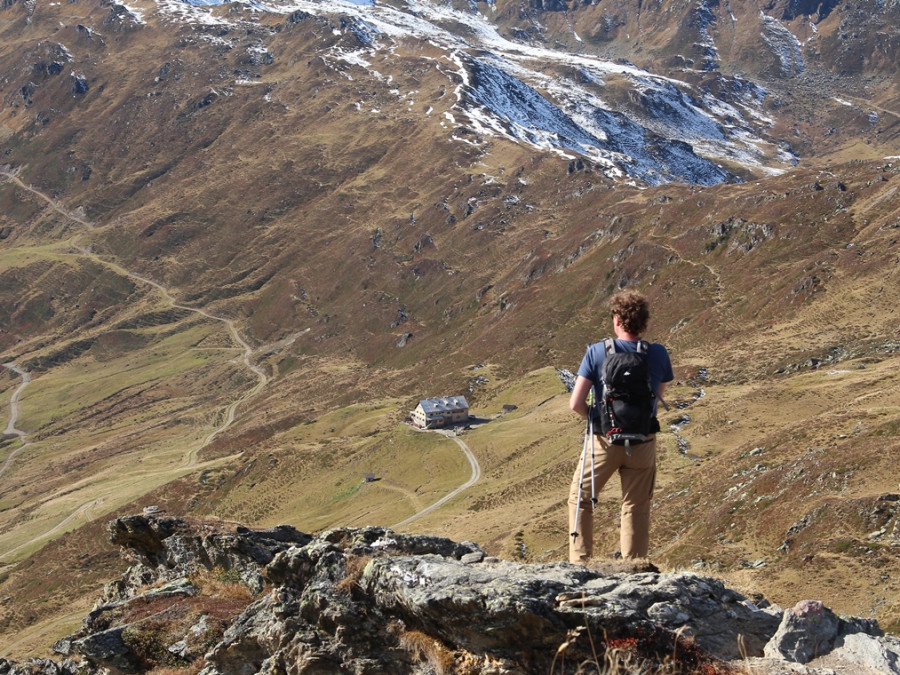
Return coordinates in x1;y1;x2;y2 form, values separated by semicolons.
0;167;481;559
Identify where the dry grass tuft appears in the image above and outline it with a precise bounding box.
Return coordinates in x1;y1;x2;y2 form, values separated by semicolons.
146;658;206;675
552;624;742;675
336;554;372;594
397;628;456;674
1;28;898;654
188;566;255;602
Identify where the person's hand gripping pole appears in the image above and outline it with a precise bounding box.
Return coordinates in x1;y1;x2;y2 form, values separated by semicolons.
571;389;598;544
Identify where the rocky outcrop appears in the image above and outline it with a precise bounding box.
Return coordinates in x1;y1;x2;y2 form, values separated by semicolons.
2;513;898;674
104;511;313;597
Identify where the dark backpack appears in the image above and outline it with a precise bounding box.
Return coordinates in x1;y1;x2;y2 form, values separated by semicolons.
595;338;659;446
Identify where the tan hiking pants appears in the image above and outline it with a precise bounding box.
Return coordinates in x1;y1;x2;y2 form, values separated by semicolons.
568;435;656;563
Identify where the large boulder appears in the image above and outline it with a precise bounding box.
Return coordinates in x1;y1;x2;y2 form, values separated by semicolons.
0;514;893;674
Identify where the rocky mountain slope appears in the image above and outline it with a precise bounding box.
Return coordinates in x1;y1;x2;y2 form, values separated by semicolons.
0;0;898;662
5;513;900;674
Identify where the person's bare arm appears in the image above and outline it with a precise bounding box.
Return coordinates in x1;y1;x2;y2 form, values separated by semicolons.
569;376;594;419
656;380;671;411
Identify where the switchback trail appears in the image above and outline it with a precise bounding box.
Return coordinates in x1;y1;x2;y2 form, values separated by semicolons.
1;362;31;480
71;247;270;466
0;166;94;230
0;166;269;465
392;431;482;529
0;166;272;560
0;498;106;562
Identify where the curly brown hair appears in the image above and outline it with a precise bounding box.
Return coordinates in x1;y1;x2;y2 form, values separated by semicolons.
610;291;650;335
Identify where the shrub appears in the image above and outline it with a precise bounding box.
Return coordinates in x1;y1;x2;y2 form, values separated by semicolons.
122;620;189;671
552;623;739;674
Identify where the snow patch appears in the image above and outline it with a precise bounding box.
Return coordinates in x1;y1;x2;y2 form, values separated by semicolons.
760;14;803;76
336;49;373;69
118;3;145;22
147;0;789;184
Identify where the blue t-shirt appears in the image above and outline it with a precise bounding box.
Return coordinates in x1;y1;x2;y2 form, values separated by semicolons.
577;339;674;412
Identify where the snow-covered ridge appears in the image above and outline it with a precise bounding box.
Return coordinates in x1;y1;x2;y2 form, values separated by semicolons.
148;0;790;185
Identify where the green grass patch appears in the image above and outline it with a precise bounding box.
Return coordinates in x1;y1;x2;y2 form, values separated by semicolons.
832;538;855;554
17;322;234;432
282;399;403;444
214;415;471;531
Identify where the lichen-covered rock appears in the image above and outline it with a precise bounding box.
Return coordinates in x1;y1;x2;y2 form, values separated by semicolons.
764;600;843;663
832;631;900;673
764;599;897;673
104;514;311;600
4;515;895;674
0;658;83;674
72;627;134;673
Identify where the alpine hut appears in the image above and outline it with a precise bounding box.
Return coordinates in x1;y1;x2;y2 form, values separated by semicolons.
411;396;470;429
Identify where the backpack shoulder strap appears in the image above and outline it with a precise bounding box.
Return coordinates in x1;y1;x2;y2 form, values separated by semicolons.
603;338;616;355
599;338;615;389
636;340;655;397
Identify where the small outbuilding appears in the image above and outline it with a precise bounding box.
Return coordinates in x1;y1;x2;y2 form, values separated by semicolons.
411;396;470;429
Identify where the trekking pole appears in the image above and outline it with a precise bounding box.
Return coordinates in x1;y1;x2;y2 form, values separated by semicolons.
589;412;598;507
571;413;591;542
587;389;598;508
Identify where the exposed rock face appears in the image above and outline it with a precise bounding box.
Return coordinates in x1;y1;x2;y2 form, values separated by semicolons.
1;514;898;674
763;599;899;671
105;512;312;598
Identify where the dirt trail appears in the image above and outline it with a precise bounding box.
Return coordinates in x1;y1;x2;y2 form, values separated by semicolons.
0;167;269;464
392;432;482;529
0;498;106;561
836;95;899;121
2;363;30;437
1;166;481;551
655;240;725;306
0;167;272;558
1;363;31;480
0;166;94;230
70;247;270;466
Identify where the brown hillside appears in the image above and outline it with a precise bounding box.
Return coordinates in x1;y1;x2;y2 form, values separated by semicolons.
0;0;897;659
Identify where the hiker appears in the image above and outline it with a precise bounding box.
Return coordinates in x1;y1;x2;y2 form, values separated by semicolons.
568;290;674;563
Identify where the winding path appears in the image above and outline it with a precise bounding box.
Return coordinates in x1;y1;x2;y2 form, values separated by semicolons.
392;432;482;529
0;167;269;464
0;166;94;230
655;240;725;307
0;166;272;558
71;247;270;466
1;165;480;550
1;363;31;480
